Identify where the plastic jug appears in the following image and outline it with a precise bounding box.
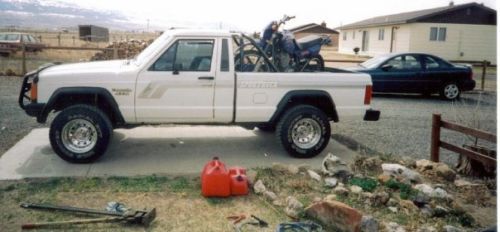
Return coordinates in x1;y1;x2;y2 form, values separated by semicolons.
229;167;249;196
201;157;231;197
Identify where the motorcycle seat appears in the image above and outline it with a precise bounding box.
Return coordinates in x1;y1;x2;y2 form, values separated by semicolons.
296;35;323;50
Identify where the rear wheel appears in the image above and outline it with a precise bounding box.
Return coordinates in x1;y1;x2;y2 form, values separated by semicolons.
302;55;324;72
49;104;112;163
440;82;461;100
276;105;330;158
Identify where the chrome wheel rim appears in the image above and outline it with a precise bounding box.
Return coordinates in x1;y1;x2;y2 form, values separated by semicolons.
61;119;98;154
291;118;321;149
444;84;459;99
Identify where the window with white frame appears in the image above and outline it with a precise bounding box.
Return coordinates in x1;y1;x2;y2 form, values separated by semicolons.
430;27;447;41
343;32;347;40
378;29;385;40
352;31;355;40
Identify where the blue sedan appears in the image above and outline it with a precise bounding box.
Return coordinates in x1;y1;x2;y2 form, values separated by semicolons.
349;53;476;100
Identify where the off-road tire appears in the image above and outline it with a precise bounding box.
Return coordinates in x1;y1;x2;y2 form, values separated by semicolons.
440;82;461;100
49;104;112;163
276;105;330;158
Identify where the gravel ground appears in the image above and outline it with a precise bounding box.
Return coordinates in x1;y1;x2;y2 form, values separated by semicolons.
332;92;497;165
0;76;48;156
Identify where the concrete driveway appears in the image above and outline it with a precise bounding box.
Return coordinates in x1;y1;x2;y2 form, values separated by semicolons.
0;126;359;180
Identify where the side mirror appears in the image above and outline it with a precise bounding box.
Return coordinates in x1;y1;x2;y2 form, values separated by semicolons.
173;63;183;75
381;64;393;71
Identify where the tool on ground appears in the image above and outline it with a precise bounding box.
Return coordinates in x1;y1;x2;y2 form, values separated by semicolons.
250;214;269;227
275;221;323;232
228;214;268;232
20;202;156;229
227;214;247;224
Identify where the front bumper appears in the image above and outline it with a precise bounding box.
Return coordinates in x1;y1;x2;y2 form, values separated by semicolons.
363;109;380;121
24;103;45;117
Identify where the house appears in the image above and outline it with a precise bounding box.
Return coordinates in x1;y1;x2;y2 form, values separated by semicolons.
337;2;496;63
78;25;109;42
289;22;339;48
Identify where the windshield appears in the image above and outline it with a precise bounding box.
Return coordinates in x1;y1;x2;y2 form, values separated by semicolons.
360;54;392;69
133;33;170;66
0;34;20;41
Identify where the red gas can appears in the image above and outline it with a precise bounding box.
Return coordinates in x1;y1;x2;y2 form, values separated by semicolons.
229;167;249;196
201;157;231;197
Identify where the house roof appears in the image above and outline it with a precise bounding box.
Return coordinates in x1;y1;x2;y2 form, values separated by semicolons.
289;23;339;34
338;2;496;30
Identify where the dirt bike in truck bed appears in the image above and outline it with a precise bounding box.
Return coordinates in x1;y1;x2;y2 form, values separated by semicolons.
19;29;380;163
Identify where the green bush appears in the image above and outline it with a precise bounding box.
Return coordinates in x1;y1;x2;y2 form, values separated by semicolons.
349;177;378;192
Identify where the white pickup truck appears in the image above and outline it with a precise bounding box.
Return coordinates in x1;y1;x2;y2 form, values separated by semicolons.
19;29;379;163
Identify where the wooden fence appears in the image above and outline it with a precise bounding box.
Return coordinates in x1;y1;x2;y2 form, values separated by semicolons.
430;113;496;166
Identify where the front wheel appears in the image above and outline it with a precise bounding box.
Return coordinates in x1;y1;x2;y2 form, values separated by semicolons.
440;82;461;100
49;104;112;163
276;105;330;158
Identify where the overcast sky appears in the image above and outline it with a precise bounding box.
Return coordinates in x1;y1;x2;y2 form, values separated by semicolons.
61;0;496;32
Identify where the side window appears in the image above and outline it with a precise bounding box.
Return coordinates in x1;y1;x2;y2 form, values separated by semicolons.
384;55;421;70
150;40;214;72
386;56;404;70
424;56;440;69
21;35;28;43
221;39;229;72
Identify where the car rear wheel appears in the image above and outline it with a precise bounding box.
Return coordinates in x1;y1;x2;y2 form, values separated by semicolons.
440;82;461;100
49;104;112;163
276;105;330;158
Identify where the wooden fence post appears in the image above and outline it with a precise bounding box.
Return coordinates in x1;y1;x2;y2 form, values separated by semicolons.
481;60;487;91
430;114;441;162
113;43;118;59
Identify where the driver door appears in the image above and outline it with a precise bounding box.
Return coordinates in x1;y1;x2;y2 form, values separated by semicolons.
135;38;217;123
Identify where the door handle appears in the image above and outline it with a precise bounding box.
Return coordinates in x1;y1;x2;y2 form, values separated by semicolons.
198;76;214;80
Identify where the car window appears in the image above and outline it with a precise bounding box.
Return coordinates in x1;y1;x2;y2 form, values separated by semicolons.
384;55;421;70
21;35;28;42
28;35;37;43
424;56;440;69
5;34;20;41
0;34;6;40
150;39;214;72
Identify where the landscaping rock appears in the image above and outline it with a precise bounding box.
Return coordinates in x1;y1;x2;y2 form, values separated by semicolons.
387;198;399;207
420;205;433;217
377;174;392;183
322;153;349;176
385;222;406;232
431;188;448;200
432;205;449;217
284;196;304;219
352;156;383;175
417;226;437;232
443;225;464;232
297;164;311;172
415;159;456;181
253;180;266;194
324;194;337;202
324;177;338;188
307;170;322;182
263;191;278;201
382;163;422;184
414;184;434;196
388;206;398;213
334;186;349;196
454;179;473;187
350;185;363;194
272;163;289;172
435;164;456;182
361;215;378;232
413;192;430;207
399;200;418;213
372;192;390;206
247;169;257;184
305;200;363;232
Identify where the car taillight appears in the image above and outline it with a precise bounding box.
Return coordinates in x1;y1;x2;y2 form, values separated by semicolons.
364;85;372;105
30;82;37;102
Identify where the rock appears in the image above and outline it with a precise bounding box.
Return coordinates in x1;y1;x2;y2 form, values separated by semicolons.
387;198;399;207
335;170;354;183
362;192;374;199
417;226;437;232
352;156;383;175
287;164;300;174
385;222;406;232
435;164;456;181
415;159;435;171
420;205;433;217
399;200;418;213
333;186;349;196
443;225;464;232
377;174;392;183
272;163;289;172
431;188;448;199
307;170;322;182
414;184;434;196
313;196;323;203
253;180;267;194
322;153;349;176
284;196;304;219
272;199;283;206
263;191;278;201
360;215;378;232
324;177;338;188
388;206;398;213
432;205;449;217
372;192;390;206
350;185;363;194
382;163;422;184
247;169;257;185
454;179;473;187
324;194;337;202
413;192;430;207
305;200;363;232
297;164;311;172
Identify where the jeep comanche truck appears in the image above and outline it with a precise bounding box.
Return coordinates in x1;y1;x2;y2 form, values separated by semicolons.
19;29;379;163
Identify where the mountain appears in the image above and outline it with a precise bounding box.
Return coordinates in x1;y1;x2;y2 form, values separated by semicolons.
0;0;143;31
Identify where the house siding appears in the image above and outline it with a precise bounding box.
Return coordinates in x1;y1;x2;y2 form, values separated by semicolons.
338;25;411;56
408;23;496;64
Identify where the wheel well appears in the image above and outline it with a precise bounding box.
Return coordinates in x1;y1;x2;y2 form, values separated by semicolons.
270;91;339;124
42;88;125;127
